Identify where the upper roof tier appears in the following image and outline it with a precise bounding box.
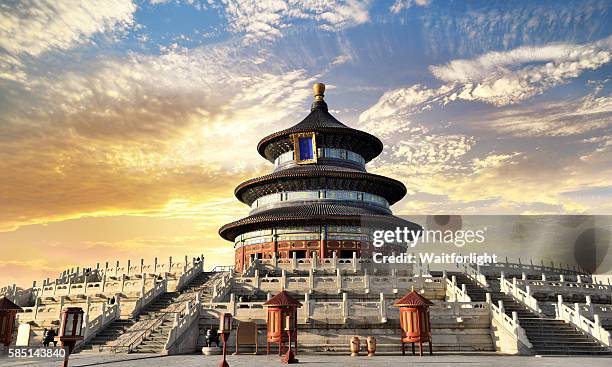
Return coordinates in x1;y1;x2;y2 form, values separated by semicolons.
234;164;407;206
257;83;383;163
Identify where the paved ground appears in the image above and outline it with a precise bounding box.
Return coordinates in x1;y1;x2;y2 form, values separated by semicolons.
1;353;611;367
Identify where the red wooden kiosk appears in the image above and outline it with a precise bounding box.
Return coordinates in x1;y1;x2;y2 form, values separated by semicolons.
393;290;434;356
263;291;301;356
0;297;23;347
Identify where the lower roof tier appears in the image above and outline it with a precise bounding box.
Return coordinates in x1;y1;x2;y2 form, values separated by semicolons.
218;202;421;241
234;165;407;206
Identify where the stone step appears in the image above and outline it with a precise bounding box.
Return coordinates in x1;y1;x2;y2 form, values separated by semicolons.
532;349;612;355
529;336;594;342
526;334;593;340
531;341;602;347
522;324;580;330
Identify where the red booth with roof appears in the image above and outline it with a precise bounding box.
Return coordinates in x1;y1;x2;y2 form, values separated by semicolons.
263;291;302;356
393;290;434;356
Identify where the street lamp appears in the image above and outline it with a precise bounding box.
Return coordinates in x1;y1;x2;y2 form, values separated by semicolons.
281;314;298;364
56;307;84;367
218;313;232;367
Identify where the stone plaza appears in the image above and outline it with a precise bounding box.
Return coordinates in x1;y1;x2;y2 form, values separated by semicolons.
2;353;612;367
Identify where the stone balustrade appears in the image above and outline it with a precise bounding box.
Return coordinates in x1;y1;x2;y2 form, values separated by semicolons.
91;254;204;278
175;259;205;291
478;258;588;278
128;278;168;318
0;284;35;306
200;293;489;326
79;303;121;347
555;300;612;348
164;298;200;353
17;276;168;325
460;263;489;287
1;255;204;309
446;275;471;302
211;271;233;302
32;273;159;299
488;295;532;354
556;296;612;320
500;276;542;315
18;295;121;325
511;277;610;298
230;269;444;299
257;253;412;274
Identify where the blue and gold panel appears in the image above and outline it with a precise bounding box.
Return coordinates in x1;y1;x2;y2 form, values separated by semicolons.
291;132;317;164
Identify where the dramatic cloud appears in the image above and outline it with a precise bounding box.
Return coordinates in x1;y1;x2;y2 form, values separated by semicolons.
392;134;475;168
220;0;370;44
0;0;136;81
358;84;451;137
360;37;612;136
0;43;317;231
359;38;612;216
418;1;611;56
431;37;612;105
480;91;612;137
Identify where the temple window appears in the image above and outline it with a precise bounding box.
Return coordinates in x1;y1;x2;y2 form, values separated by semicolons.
292;132;318;164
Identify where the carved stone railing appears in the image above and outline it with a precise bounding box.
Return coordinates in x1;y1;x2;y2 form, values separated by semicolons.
210;271;234;302
164;298;200;351
460;263;489;288
32;272;160;299
511;278;610;297
500;277;542;315
240;270;444;297
176;258;204;291
200;296;489;326
489;295;532;353
555;299;612;348
257;254;412;274
478;259;587;277
130;278;168;318
19;295;113;324
0;285;35;306
77;303;120;348
446;276;471;302
3;254;204;308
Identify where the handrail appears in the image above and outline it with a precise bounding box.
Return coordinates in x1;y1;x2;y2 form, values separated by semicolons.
489;299;533;349
461;263;489;288
500;277;542;315
445;277;471;302
555;302;612;348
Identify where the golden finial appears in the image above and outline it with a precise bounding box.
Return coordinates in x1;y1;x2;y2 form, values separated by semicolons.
313;82;325;101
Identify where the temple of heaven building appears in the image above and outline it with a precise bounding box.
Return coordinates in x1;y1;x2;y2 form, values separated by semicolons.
219;83;421;272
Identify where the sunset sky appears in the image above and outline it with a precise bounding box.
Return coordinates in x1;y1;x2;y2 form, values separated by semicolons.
1;0;611;287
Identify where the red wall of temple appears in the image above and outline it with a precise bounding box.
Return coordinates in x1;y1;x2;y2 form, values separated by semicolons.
233;240;403;272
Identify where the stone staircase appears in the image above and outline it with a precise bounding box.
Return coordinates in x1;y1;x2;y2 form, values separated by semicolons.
78;271;218;354
130;292;180;353
79;319;135;352
451;272;612;355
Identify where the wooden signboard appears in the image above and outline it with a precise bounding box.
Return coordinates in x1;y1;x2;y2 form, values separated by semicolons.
234;321;258;355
